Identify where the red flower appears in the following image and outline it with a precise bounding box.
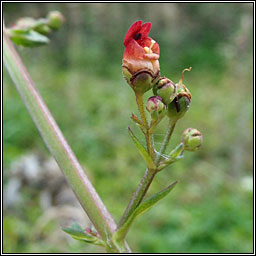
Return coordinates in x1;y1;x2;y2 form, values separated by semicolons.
122;21;160;88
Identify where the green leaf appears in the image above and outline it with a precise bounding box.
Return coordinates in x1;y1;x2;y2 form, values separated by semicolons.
130;113;146;133
62;223;105;247
158;143;184;171
8;29;49;47
128;127;156;169
113;181;178;243
71;222;84;231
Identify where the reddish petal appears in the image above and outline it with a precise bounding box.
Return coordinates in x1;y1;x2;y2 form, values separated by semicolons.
140;37;152;48
124;20;142;46
151;41;160;55
123;39;145;59
140;37;160;55
139;22;151;39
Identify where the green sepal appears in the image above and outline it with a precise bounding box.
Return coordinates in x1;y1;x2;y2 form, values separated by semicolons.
8;29;49;47
62;222;105;247
113;181;178;244
158;143;184;171
128;127;156;170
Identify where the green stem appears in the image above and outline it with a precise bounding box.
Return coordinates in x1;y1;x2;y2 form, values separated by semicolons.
118;168;156;227
118;118;177;248
118;121;177;228
3;31;130;253
135;93;155;159
156;119;177;165
119;110;177;231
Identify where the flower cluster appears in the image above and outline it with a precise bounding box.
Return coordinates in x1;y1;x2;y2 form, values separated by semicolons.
122;20;193;124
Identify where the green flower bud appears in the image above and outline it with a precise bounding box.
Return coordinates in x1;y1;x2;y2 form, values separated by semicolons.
33;21;52;35
182;128;202;151
122;67;159;94
47;11;65;30
153;77;176;105
167;91;191;121
146;96;166;121
167;67;192;121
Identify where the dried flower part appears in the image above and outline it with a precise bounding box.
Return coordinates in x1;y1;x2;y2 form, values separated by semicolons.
122;21;160;94
182;128;202;151
176;67;192;98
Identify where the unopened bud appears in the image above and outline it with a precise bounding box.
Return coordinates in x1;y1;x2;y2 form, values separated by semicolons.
47;11;65;30
146;96;166;121
182;128;202;151
34;21;52;35
167;68;192;121
123;67;159;94
153;77;176;105
167;92;191;121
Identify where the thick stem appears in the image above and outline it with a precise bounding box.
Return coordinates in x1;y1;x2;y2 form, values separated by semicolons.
3;31;130;253
156;119;177;165
118;169;156;227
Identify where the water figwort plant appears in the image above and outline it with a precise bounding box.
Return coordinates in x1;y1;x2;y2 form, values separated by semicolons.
3;15;202;253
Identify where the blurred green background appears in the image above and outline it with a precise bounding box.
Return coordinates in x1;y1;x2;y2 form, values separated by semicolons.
3;3;253;253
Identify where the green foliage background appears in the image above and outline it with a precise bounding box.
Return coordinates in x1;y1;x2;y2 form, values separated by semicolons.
3;3;253;253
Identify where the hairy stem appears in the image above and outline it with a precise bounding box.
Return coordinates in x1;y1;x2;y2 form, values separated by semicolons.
3;31;130;253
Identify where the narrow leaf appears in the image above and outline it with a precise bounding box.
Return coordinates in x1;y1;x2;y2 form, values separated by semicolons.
130;113;143;126
133;181;178;218
113;181;178;243
169;143;184;159
158;143;184;171
71;222;84;231
8;29;49;47
62;225;106;247
128;127;156;169
62;227;97;242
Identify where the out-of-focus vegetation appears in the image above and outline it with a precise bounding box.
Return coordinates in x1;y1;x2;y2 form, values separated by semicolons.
3;3;253;253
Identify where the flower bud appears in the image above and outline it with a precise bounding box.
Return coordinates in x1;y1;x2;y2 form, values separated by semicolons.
146;96;166;121
34;22;52;35
182;128;202;151
167;68;192;121
47;11;65;30
167;90;191;121
153;77;176;105
123;68;159;94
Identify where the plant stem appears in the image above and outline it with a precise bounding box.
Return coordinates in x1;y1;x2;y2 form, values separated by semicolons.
118;168;156;227
156;119;177;165
3;31;130;253
135;93;155;159
119;119;177;228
